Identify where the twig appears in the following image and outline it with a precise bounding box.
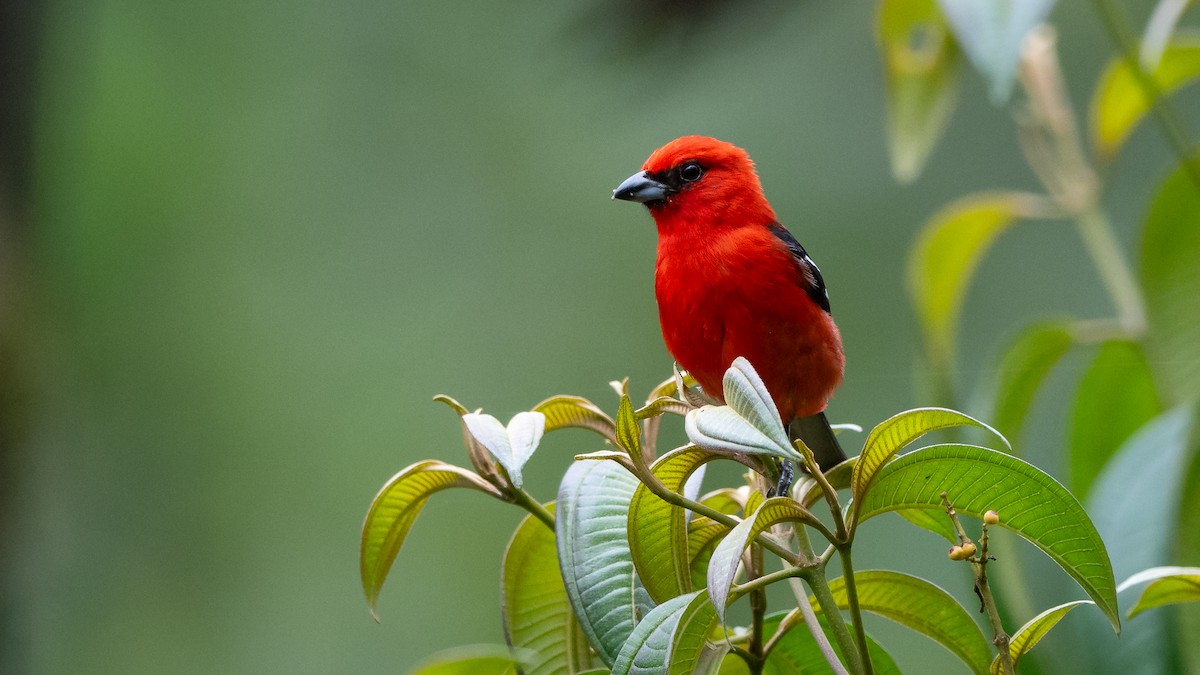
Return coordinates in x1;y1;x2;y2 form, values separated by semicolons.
942;493;1013;675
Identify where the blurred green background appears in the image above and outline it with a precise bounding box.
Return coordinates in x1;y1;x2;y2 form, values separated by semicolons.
0;1;1181;672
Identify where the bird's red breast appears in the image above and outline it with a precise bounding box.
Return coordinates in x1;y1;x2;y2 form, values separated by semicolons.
615;135;844;422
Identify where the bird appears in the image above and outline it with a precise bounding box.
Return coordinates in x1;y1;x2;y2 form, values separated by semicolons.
612;135;846;477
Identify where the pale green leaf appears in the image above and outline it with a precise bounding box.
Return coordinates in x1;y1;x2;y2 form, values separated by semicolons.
610;591;704;675
936;0;1056;102
851;407;1005;525
504;505;595;674
724;358;793;452
557;460;647;665
877;0;962;182
707;497;815;628
857;444;1120;632
990;600;1092;673
666;593;726;675
407;644;534;675
1069;340;1160;497
1118;567;1200;618
824;570;991;674
1080;407;1196;671
534;394;616;440
1141;157;1200;403
1092;36;1200;160
360;461;502;619
762;612;901;675
1175;458;1200;673
629;446;726;603
908;193;1036;368
685;359;797;461
990;321;1074;446
462;411;545;489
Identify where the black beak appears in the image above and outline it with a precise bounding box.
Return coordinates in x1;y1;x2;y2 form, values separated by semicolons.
613;170;672;204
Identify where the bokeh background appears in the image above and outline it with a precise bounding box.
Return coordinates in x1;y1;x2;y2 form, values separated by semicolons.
0;1;1182;672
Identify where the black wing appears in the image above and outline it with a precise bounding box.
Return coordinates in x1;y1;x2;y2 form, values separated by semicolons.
767;222;831;314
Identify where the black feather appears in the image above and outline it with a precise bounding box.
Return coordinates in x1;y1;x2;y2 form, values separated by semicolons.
767;222;831;314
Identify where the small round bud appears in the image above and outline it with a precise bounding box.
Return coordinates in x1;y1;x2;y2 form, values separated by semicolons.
960;542;978;557
984;510;1000;525
948;545;966;561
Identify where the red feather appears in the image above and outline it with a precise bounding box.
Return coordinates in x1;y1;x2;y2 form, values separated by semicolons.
632;136;844;422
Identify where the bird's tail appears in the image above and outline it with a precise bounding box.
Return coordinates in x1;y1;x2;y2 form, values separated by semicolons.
788;412;847;472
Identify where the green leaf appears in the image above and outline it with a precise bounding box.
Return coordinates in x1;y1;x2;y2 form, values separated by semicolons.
616;395;643;460
876;0;962;182
666;594;727;675
407;644;534;675
1141;157;1200;404
1175;456;1200;673
610;591;707;675
629;446;725;603
990;321;1074;447
361;461;503;619
935;0;1056;102
1069;340;1161;497
762;612;901;675
504;505;595;674
856;444;1120;633
896;507;958;542
637;396;693;420
1080;407;1196;671
707;497;815;628
685;358;798;462
1118;567;1200;618
534;394;617;440
1091;36;1200;161
824;570;991;674
851;407;1005;524
794;457;853;509
908;193;1036;369
687;518;728;590
557;460;647;665
462;411;546;489
991;600;1092;673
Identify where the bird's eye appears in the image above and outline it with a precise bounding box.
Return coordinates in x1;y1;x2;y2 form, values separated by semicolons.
679;162;704;183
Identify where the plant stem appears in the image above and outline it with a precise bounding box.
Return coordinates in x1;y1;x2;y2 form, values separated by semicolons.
799;440;848;542
837;547;874;675
732;564;807;596
803;567;864;675
786;575;849;675
1090;0;1200;190
749;544;766;668
1076;206;1145;327
508;488;555;530
635;467;821;564
976;527;1014;675
941;493;1013;674
1075;205;1147;335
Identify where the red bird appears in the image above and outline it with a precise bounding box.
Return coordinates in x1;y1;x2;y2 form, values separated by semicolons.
613;136;846;471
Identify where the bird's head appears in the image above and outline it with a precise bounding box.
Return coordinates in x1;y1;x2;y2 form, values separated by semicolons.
612;135;776;232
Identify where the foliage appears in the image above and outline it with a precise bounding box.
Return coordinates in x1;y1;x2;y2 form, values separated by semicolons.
359;0;1200;672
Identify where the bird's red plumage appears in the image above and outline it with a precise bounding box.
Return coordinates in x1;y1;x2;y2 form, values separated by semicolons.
636;136;844;421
